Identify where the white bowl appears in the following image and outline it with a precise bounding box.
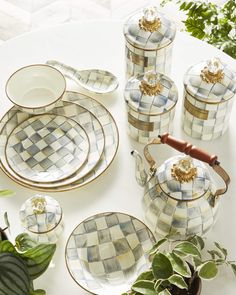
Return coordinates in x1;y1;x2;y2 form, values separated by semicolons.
5;64;66;114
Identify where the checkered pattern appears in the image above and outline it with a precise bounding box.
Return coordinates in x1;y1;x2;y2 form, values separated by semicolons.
0;92;118;191
6;114;89;183
47;60;118;94
142;156;218;238
125;73;177;143
124;10;176;79
158;156;211;201
20;195;64;243
66;212;155;295
182;61;236;140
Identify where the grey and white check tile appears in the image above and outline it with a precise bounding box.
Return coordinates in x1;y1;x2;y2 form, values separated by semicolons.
66;212;155;295
6;114;90;183
0;91;119;191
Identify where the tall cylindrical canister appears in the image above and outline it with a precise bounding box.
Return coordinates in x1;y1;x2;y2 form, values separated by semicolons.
123;6;176;80
124;71;178;144
182;58;236;140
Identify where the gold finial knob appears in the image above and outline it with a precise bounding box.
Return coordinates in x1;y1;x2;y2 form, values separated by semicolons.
171;157;197;183
139;71;163;96
31;195;47;214
139;7;161;33
201;57;224;83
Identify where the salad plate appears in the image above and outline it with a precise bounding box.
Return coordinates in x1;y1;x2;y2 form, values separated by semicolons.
65;212;155;295
5;114;90;183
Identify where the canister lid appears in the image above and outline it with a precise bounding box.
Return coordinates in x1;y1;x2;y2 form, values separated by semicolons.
184;57;236;103
158;155;211;201
125;71;178;115
19;195;62;234
123;6;176;50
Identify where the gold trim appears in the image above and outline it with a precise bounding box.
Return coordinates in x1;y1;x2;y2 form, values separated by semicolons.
127;99;177;116
171;158;197;183
185;88;233;105
5;64;66;111
158;182;212;203
140;79;163;96
128;113;154;131
125;36;174;52
64;212;156;295
0;91;119;192
201;66;224;84
4;114;91;184
184;97;209;120
139;16;161;33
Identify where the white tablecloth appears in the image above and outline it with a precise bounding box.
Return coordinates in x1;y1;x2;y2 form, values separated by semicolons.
0;20;236;294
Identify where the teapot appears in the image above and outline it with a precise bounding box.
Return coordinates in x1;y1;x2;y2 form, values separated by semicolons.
132;133;230;238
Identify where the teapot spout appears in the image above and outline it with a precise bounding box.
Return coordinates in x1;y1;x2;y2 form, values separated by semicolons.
131;150;148;187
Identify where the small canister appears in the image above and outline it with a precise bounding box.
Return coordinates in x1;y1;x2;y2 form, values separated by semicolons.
125;71;178;144
123;6;176;79
19;195;64;243
182;57;236;140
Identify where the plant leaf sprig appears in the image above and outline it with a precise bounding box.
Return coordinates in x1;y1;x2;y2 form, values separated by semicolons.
122;235;236;295
161;0;236;59
0;233;56;295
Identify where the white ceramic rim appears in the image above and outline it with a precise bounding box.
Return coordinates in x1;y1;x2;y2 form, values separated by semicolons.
5;64;66;109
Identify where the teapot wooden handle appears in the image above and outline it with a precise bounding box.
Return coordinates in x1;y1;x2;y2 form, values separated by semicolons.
159;133;219;166
144;133;230;204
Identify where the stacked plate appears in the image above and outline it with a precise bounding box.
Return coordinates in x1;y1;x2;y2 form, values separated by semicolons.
0;91;119;191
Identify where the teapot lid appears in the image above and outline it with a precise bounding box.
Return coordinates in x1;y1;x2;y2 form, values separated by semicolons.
158;155;211;201
125;71;178;115
123;6;176;50
19;195;62;233
184;57;236;103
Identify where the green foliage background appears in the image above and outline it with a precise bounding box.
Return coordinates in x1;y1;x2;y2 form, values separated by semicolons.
161;0;236;59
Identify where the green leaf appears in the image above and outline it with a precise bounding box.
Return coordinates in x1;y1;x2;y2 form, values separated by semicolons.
134;270;154;283
198;261;218;280
230;264;236;278
167;253;191;278
159;289;171;295
132;280;156;295
208;250;223;260
168;274;188;290
20;243;56;280
149;238;167;255
152;253;173;279
184;18;205;39
174;242;201;258
0;240;17;254
0;252;30;295
193;257;202;268
195;236;205;250
0;189;14;197
30;289;46;295
15;233;38;252
214;242;228;258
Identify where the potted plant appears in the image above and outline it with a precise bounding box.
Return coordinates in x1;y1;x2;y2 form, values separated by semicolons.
122;235;236;295
0;230;56;294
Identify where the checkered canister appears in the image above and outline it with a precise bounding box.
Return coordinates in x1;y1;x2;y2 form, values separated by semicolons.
125;71;178;144
123;7;176;80
182;58;236;140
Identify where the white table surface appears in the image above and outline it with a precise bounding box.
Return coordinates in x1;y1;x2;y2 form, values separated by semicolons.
0;20;236;295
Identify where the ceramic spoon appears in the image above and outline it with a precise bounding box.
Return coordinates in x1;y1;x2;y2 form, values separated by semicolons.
46;60;119;94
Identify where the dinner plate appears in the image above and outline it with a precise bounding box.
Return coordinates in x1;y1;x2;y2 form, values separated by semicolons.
5;114;90;183
65;212;156;295
0;92;119;191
